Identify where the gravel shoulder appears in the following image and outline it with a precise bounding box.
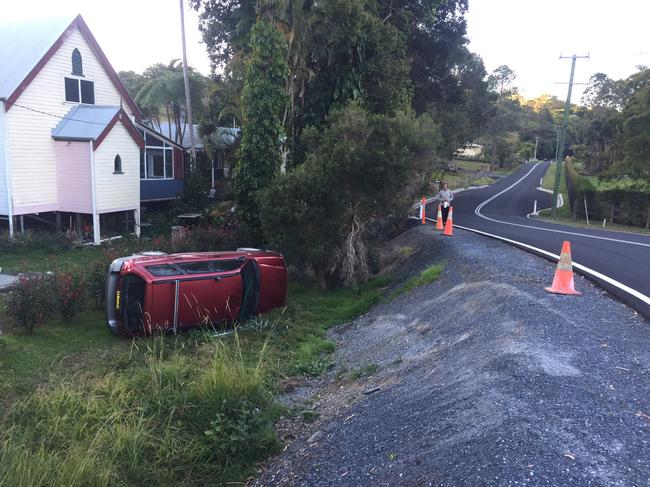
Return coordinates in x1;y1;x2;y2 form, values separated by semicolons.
255;225;650;487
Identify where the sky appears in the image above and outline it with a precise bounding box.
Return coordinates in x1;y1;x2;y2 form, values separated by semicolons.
466;0;650;101
2;0;213;76
2;0;649;104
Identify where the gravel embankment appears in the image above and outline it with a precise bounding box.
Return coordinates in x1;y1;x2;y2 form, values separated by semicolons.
255;225;650;487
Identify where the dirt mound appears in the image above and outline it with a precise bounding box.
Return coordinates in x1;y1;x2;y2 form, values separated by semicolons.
255;226;649;487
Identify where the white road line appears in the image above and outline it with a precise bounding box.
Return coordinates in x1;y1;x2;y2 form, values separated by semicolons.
450;222;650;307
420;215;650;306
474;163;650;248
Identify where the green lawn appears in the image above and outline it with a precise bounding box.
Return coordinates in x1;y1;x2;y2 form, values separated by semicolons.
451;159;491;172
0;246;104;274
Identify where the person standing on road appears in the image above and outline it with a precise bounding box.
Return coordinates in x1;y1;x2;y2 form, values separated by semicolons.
437;182;454;225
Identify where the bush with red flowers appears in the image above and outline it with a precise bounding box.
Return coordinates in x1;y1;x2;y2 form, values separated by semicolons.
5;274;56;334
56;272;87;321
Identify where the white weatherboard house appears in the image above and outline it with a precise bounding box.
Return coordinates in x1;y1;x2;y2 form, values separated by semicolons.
0;15;146;244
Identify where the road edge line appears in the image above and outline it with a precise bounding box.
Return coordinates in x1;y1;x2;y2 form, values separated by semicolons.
446;221;650;307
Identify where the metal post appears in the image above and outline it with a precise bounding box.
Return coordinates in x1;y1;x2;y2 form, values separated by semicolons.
179;0;197;166
173;280;180;334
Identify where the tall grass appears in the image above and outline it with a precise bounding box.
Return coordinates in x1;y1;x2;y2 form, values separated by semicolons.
0;332;280;486
0;278;393;485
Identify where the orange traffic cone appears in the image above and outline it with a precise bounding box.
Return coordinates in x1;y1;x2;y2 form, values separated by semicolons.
436;205;444;230
545;241;581;295
443;206;454;236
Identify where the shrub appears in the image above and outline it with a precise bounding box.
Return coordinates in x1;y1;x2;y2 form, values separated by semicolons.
260;103;441;286
5;274;56;334
56;272;87;321
0;231;74;254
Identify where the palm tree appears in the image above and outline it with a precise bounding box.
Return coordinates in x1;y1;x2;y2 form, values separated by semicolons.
135;60;206;145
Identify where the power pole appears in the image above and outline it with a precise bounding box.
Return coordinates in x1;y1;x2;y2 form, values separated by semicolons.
179;0;197;167
533;136;539;160
552;53;589;217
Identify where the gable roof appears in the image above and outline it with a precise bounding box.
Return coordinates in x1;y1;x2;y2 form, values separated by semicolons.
52;105;144;150
0;17;71;100
0;15;142;118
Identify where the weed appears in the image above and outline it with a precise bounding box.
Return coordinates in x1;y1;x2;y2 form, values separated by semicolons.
392;264;444;298
300;410;320;423
349;363;380;380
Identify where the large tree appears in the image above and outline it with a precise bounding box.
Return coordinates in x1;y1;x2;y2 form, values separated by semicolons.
233;11;289;237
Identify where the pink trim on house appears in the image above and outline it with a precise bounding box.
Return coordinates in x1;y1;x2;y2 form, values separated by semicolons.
13;203;58;215
55;141;93;213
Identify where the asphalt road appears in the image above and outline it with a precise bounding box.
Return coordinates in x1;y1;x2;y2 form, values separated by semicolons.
429;161;650;318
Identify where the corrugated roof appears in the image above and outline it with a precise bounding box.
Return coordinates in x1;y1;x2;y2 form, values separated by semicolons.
51;105;120;140
156;121;204;149
0;16;74;100
153;121;240;149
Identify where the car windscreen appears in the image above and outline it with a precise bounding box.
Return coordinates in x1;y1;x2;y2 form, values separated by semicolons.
122;275;146;332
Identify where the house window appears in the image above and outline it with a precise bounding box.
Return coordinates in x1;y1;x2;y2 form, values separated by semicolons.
71;49;83;76
114;154;122;174
140;131;174;179
64;77;94;104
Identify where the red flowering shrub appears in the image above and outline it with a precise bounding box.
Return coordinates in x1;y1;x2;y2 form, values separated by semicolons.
5;274;56;334
56;272;87;321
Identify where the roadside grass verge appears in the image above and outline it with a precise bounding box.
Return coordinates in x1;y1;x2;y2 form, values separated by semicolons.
0;276;392;486
533;215;650;235
392;264;443;298
539;162;572;218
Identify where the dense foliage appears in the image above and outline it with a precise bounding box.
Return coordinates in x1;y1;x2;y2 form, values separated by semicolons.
233;17;288;238
259;103;440;286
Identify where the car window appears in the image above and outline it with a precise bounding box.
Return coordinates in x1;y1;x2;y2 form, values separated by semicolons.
147;264;183;276
178;261;213;274
210;259;244;272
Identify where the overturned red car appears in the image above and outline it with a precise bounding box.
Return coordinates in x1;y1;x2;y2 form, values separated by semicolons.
105;249;287;337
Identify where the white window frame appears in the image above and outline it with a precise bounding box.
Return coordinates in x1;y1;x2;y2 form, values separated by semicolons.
138;128;177;181
63;75;94;105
